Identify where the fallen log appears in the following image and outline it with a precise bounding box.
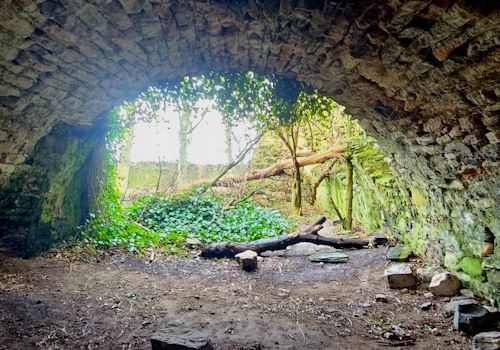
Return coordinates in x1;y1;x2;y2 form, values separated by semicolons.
213;146;345;187
200;217;371;258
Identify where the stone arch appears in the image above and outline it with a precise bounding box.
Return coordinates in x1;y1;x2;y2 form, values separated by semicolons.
0;0;498;299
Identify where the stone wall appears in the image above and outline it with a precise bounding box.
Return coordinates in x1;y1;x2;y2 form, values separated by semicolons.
0;1;498;302
0;120;105;256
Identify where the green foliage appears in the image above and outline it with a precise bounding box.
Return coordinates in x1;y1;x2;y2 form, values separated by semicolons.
128;191;290;244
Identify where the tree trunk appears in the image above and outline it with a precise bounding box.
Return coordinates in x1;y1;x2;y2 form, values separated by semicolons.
291;156;302;215
201;217;371;258
344;156;353;231
155;160;163;193
326;179;344;223
224;121;233;165
177;107;190;184
213;146;344;186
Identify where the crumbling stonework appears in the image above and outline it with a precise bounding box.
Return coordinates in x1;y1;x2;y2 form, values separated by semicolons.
0;1;498;302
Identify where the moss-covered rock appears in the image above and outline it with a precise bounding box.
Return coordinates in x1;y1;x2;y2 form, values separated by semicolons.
460;257;484;277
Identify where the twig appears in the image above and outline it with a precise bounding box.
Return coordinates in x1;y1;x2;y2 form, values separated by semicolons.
296;320;306;343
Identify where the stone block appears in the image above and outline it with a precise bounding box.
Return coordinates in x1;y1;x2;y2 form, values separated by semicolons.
235;250;258;271
444;297;477;318
473;332;500;350
429;272;461;296
384;263;416;289
453;304;500;335
309;251;349;263
151;328;213;350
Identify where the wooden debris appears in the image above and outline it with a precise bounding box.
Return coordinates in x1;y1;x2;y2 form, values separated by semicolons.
201;217;375;258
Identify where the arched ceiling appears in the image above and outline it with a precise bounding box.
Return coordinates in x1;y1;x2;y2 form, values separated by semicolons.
0;0;498;184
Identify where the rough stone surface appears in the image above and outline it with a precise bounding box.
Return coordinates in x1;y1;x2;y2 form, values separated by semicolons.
309;251;349;263
286;243;336;256
235;250;258;272
453;304;500;335
387;245;412;261
0;0;498;303
416;266;444;286
385;263;416;289
473;331;500;350
430;272;461;297
444;298;477;318
151;328;213;350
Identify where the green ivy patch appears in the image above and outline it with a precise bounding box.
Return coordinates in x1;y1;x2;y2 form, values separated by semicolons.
127;191;290;244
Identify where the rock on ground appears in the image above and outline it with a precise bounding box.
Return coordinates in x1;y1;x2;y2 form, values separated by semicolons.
309;251;349;263
286;243;336;256
429;272;460;297
235;250;258;271
444;297;478;318
384;263;416;289
151;328;213;350
416;266;443;286
453;304;498;335
473;331;500;350
386;245;412;262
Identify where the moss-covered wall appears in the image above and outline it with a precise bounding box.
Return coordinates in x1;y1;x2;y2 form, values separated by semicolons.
0;121;105;257
315;130;499;306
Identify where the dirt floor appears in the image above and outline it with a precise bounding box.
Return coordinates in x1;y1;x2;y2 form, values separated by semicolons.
0;246;471;350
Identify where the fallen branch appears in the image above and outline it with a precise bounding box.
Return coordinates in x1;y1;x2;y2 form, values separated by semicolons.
200;216;370;258
213;146;345;187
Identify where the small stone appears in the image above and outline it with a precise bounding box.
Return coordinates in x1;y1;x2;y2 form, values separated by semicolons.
375;294;388;303
453;304;499;335
384;263;416;289
186;238;203;248
481;242;494;257
386;245;412;262
424;292;434;298
416;134;436;146
473;331;500;350
151;328;213;350
400;288;409;294
419;301;433;310
235;250;258;272
460;289;475;298
309;251;349;263
429;272;460;297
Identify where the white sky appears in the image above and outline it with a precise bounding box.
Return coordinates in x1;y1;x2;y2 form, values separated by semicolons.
130;105;256;165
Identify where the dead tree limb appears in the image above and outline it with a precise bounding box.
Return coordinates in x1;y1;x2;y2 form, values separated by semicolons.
200;216;370;258
213;146;345;187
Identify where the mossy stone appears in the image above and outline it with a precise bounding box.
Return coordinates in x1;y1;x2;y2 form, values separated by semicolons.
387;245;412;261
460;257;484;277
445;252;463;271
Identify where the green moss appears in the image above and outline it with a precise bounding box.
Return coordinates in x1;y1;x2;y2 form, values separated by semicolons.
460;256;484;277
410;186;427;208
444;251;464;271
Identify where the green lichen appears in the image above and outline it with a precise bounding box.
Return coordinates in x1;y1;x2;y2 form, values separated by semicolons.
444;251;464;271
460;256;484;277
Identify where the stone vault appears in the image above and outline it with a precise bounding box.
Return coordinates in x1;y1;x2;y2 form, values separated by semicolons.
0;0;498;301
